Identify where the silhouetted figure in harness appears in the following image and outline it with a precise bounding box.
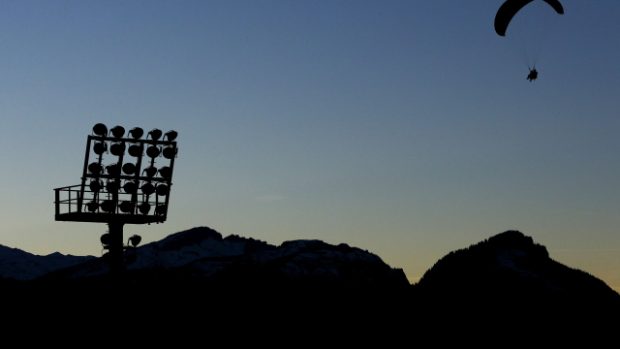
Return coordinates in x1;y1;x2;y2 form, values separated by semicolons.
527;67;538;82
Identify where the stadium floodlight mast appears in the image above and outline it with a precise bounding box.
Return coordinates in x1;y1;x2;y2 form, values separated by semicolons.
54;123;179;275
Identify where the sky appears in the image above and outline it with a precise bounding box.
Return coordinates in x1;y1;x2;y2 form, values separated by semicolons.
0;0;619;290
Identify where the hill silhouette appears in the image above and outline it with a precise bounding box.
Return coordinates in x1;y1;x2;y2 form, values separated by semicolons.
0;244;92;280
2;227;619;339
414;230;620;333
417;230;619;302
43;226;409;290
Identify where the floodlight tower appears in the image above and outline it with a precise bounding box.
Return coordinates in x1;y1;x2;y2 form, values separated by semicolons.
54;124;179;275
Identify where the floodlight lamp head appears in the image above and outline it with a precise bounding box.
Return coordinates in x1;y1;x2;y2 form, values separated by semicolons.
119;201;135;213
141;183;155;195
89;180;102;192
100;233;111;246
101;200;116;213
138;202;151;214
162;146;176;159
122;163;136;175
147;129;163;141
86;201;99;212
159;166;172;180
128;235;142;247
93;142;107;155
93;123;108;137
146;145;161;158
110;142;126;156
143;166;157;178
128;144;142;157
106;164;120;176
129;127;144;140
155;204;166;216
110;125;125;139
156;184;169;196
88;162;103;175
123;181;138;194
164;130;178;141
106;180;120;192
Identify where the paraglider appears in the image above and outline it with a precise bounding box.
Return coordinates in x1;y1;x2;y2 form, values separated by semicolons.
494;0;564;37
526;67;538;82
495;0;564;81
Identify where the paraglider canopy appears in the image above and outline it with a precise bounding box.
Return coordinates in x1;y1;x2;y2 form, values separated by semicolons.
495;0;564;37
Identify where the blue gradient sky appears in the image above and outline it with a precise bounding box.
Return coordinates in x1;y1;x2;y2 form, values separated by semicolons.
1;0;618;290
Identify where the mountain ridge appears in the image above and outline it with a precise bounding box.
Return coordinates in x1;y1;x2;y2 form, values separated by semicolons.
416;230;620;314
0;243;93;280
2;227;620;337
2;228;618;304
35;226;409;289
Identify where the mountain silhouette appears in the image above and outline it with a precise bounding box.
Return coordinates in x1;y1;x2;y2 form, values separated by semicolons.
45;226;410;290
0;244;92;280
2;228;619;340
414;230;620;330
11;226;410;336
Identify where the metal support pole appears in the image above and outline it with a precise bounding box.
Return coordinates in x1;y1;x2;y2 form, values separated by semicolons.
108;221;125;275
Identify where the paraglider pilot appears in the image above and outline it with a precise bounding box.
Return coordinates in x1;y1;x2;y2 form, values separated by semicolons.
526;68;538;82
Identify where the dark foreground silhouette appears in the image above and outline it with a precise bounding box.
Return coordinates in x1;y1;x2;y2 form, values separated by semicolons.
1;228;619;341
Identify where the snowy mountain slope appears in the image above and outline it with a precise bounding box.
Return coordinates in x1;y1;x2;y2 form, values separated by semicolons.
41;226;409;287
